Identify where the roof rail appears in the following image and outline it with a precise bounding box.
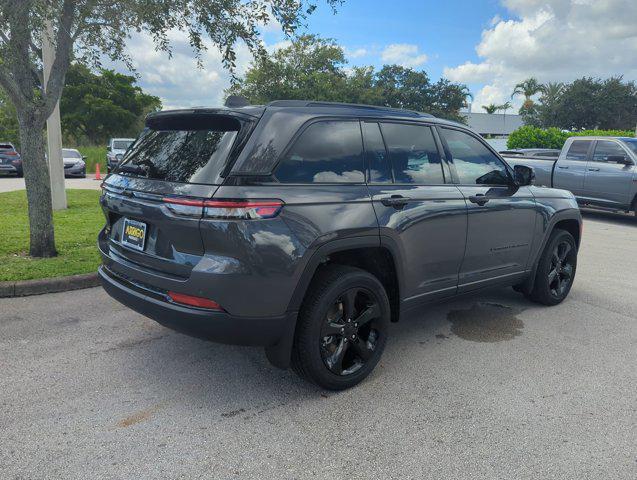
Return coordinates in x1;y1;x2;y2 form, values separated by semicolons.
266;100;433;118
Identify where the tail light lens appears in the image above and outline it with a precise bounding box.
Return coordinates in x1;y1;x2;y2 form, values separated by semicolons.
167;291;224;311
204;200;283;219
161;197;283;219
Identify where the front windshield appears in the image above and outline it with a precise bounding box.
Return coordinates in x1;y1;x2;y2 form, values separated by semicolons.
62;149;81;158
622;139;637;155
113;140;133;150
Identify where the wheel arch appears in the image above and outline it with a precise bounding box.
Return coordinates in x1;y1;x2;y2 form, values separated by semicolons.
520;209;582;295
287;237;403;323
266;236;404;370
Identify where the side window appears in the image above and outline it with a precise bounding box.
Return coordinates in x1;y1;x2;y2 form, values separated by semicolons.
440;127;510;186
380;123;445;184
275;121;364;183
361;122;392;183
592;141;627;162
565;140;592;161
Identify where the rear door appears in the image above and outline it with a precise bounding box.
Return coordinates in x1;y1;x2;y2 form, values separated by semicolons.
437;126;536;290
583;140;635;208
553;139;593;196
364;121;467;303
100;112;253;280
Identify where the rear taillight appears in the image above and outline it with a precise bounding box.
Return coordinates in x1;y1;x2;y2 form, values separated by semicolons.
161;197;283;219
204;200;283;219
167;291;224;311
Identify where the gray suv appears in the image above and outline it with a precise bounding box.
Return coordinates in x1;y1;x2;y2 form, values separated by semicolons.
98;101;582;390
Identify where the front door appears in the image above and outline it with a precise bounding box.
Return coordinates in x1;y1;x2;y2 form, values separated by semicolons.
583;140;635;208
362;121;467;304
437;126;537;290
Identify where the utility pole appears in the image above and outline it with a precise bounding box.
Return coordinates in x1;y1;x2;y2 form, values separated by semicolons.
42;21;66;210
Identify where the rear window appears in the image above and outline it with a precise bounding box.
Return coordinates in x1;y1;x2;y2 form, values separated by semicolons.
117;115;244;184
113;140;133;150
565;140;591;161
275;121;364;183
0;144;14;150
62;149;81;158
380;123;444;184
621;139;637;155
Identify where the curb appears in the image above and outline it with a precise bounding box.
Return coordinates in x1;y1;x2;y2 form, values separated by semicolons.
0;272;100;298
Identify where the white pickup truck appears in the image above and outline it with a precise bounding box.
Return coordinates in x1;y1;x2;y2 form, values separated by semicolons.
503;136;637;216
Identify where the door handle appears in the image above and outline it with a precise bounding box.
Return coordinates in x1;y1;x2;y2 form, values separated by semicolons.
588;167;600;172
468;194;490;206
557;166;569;169
380;195;410;208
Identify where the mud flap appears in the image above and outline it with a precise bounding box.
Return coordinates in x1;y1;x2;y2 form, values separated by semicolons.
264;311;298;369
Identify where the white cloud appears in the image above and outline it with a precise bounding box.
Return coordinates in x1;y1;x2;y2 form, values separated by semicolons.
444;0;637;110
345;47;368;59
380;44;428;68
111;31;258;110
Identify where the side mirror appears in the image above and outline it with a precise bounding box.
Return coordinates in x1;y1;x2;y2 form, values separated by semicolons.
607;155;634;165
514;165;535;186
82;156;87;160
106;145;111;152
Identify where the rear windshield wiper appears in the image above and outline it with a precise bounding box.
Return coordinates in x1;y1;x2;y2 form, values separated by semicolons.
118;164;147;175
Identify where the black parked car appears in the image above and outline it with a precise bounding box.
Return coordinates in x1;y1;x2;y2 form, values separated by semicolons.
99;101;582;390
0;143;23;176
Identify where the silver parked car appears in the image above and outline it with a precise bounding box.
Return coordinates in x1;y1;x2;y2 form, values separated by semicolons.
503;137;637;216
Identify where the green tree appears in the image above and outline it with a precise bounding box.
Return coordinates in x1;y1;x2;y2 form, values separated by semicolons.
0;0;338;258
0;87;19;146
229;35;349;104
512;77;543;116
497;101;512;115
533;82;564;127
231;36;470;122
61;64;161;145
482;104;498;114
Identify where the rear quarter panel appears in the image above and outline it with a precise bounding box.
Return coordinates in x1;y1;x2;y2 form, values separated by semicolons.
198;184;378;317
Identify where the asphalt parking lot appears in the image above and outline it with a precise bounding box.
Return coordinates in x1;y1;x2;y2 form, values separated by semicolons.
0;174;102;193
1;210;636;480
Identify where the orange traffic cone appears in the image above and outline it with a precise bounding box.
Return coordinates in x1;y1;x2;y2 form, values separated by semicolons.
94;163;102;180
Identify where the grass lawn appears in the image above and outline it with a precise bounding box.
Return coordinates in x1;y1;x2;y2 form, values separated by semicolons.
0;189;103;282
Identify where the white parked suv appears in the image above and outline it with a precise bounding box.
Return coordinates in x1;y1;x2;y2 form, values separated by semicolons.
106;138;135;173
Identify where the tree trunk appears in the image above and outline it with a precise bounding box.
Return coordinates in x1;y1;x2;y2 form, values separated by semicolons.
18;115;57;258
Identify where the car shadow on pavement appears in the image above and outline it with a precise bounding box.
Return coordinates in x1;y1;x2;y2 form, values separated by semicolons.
581;208;637;226
131;285;533;414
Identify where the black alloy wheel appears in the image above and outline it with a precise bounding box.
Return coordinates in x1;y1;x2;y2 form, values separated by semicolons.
291;265;390;390
320;287;382;376
547;240;575;298
527;229;577;306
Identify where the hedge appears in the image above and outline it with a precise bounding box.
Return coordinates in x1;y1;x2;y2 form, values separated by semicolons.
507;126;635;150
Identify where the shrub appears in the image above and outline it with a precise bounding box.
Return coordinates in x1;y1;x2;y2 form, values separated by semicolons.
507;126;635;149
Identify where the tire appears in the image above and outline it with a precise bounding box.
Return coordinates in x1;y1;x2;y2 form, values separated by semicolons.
525;229;577;306
291;265;391;390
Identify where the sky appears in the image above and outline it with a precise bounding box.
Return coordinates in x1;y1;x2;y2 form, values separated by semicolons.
115;0;637;112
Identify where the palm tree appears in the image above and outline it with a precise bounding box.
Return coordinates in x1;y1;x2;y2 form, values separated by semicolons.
539;82;564;104
460;86;473;110
482;104;498;114
497;101;512;115
511;78;543;109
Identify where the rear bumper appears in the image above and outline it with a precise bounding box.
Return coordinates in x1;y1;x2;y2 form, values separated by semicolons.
98;265;293;347
0;164;19;174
